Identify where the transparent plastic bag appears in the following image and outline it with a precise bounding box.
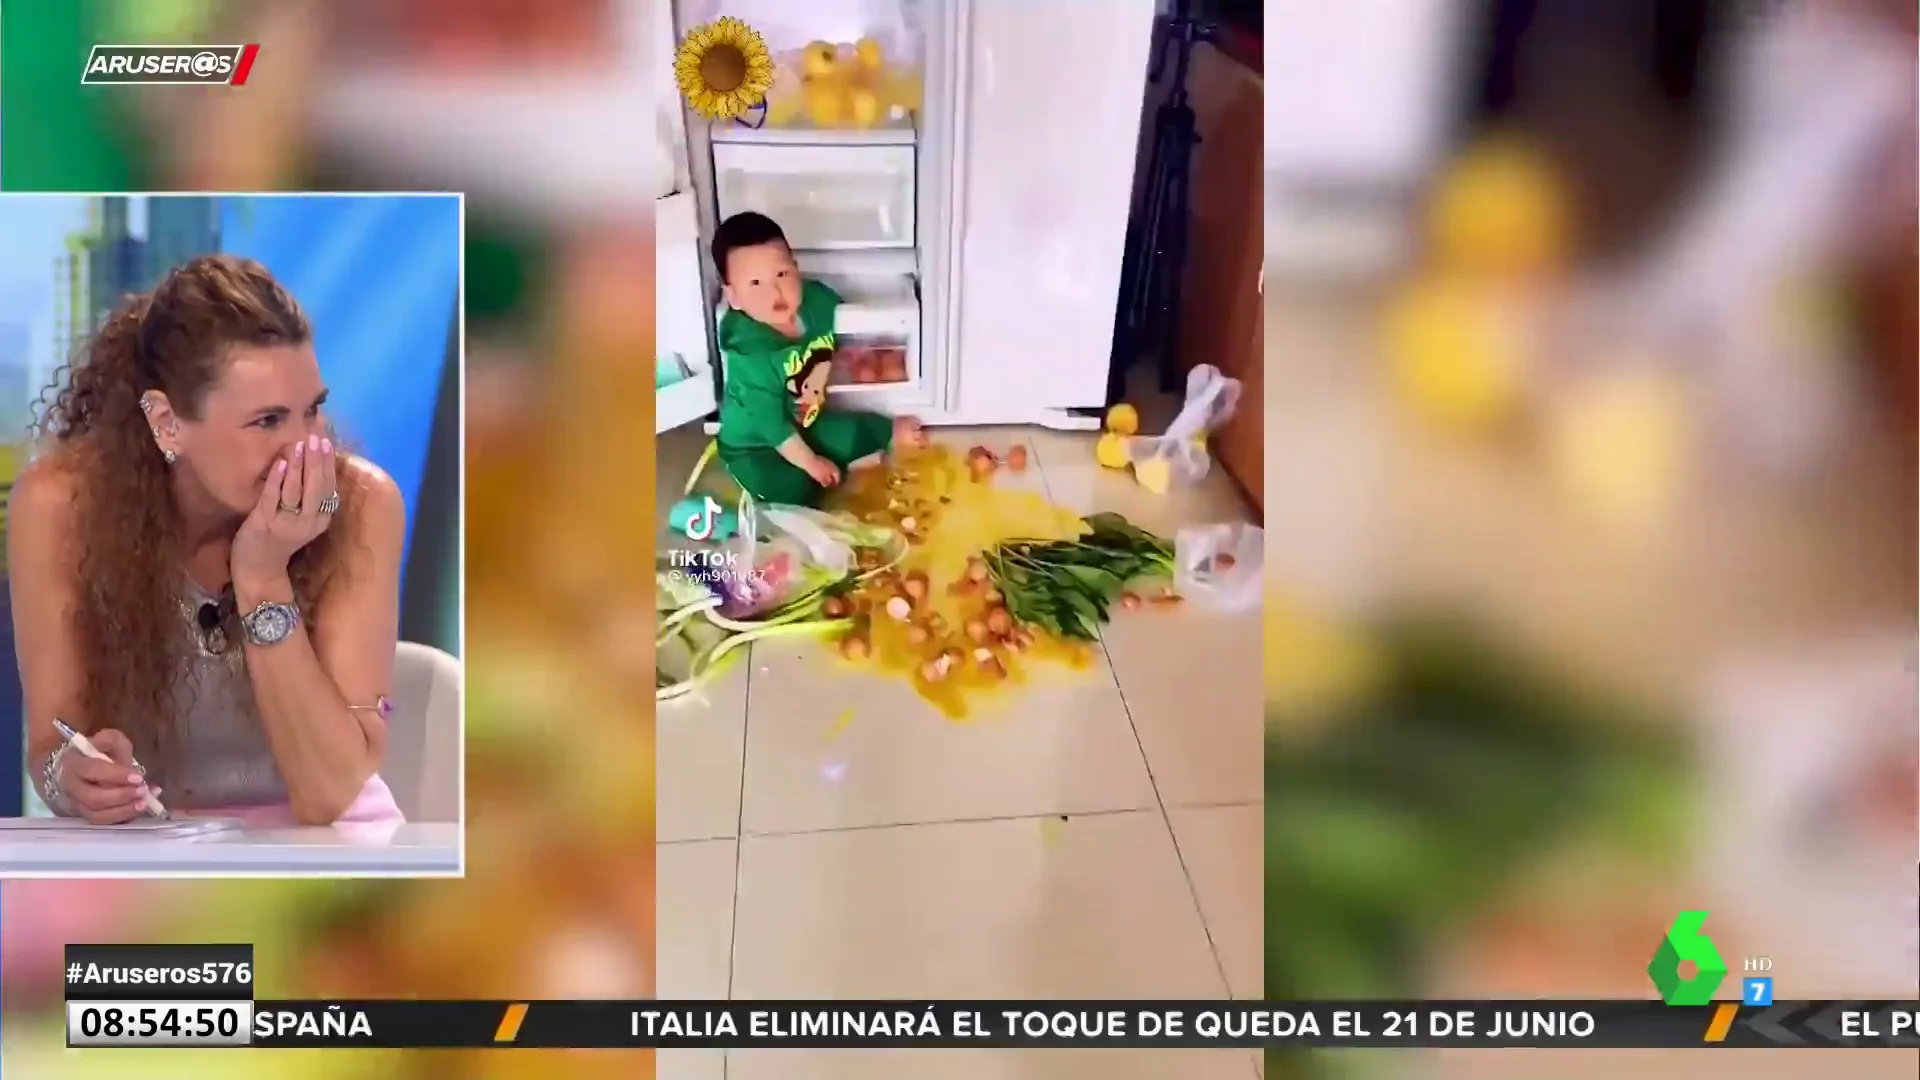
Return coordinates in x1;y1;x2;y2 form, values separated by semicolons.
1172;523;1263;612
712;494;854;619
1127;364;1243;490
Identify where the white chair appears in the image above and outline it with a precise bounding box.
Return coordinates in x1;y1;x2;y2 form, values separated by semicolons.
383;642;461;823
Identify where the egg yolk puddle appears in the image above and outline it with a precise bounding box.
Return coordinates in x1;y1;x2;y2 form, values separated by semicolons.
826;445;1102;719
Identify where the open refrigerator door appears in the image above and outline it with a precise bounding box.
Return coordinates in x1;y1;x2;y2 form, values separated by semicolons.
676;0;946;419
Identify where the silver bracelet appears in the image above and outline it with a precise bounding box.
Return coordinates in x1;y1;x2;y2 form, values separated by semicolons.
36;745;78;817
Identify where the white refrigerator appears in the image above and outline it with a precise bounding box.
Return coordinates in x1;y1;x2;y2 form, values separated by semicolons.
654;0;1158;433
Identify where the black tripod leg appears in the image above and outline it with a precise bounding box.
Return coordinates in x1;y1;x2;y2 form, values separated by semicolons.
1147;105;1198;394
1157;123;1197;394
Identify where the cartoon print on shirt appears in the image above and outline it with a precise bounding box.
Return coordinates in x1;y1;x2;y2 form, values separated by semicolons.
784;347;834;428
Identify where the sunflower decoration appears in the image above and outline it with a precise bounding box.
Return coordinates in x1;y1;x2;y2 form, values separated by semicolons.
675;16;774;121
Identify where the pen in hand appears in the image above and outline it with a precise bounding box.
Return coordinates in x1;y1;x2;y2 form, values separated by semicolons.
52;720;170;819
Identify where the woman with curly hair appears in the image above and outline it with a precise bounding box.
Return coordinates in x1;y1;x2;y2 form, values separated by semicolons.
8;254;408;826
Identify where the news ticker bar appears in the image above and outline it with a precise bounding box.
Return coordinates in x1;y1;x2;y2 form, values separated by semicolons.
62;999;1920;1049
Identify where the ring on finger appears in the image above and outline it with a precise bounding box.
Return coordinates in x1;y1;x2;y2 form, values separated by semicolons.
317;490;340;516
278;500;301;514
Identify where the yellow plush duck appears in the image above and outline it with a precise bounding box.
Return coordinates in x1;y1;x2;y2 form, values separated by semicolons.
767;38;922;129
1101;366;1240;493
1382;133;1573;439
1095;403;1136;470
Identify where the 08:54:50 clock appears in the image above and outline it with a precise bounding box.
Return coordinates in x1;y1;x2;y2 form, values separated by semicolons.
67;1000;254;1047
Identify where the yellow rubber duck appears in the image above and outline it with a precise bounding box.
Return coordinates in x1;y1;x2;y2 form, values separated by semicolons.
1428;134;1571;280
1267;591;1381;727
1546;365;1689;526
1095;432;1130;469
763;62;803;126
1382;276;1529;437
801;41;839;79
802;79;846;127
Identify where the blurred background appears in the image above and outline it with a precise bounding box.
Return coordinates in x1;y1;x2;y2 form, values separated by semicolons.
0;191;462;815
0;0;1914;1077
1263;0;1916;1076
1;2;657;1078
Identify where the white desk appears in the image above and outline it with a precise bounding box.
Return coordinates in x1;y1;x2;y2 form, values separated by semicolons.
0;822;462;877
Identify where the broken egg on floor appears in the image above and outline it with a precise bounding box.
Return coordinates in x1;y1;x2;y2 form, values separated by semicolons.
819;441;1096;717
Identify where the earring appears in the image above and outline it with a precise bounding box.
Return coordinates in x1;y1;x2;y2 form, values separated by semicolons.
163;448;178;465
139;398;154;415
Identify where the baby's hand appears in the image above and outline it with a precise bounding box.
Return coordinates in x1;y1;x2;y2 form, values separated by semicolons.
805;456;842;487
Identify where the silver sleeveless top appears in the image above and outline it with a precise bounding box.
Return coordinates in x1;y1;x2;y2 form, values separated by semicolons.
159;577;290;808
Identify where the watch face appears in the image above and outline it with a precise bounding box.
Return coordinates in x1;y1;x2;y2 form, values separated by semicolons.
244;603;298;644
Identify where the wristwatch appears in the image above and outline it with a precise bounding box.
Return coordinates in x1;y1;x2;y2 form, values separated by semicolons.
240;600;301;646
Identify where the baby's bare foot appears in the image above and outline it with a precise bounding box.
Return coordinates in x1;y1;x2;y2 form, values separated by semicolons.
894;415;927;448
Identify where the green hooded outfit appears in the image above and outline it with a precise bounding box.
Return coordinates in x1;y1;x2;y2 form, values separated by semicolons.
716;278;893;506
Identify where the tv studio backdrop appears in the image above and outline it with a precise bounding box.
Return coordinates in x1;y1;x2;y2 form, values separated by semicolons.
0;193;463;816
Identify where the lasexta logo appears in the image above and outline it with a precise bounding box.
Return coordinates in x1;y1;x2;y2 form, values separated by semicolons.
1647;910;1730;1005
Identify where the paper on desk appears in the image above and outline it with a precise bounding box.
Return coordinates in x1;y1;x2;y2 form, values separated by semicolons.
0;817;243;840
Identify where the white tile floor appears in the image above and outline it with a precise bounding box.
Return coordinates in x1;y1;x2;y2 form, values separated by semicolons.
656;425;1263;1079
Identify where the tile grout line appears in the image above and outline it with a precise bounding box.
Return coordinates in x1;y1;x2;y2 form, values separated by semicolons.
1031;430;1239;1000
723;642;754;1044
659;800;1262;845
745;804;1159;838
1097;631;1237;999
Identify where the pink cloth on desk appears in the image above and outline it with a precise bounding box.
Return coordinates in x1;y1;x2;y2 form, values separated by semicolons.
188;772;404;826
